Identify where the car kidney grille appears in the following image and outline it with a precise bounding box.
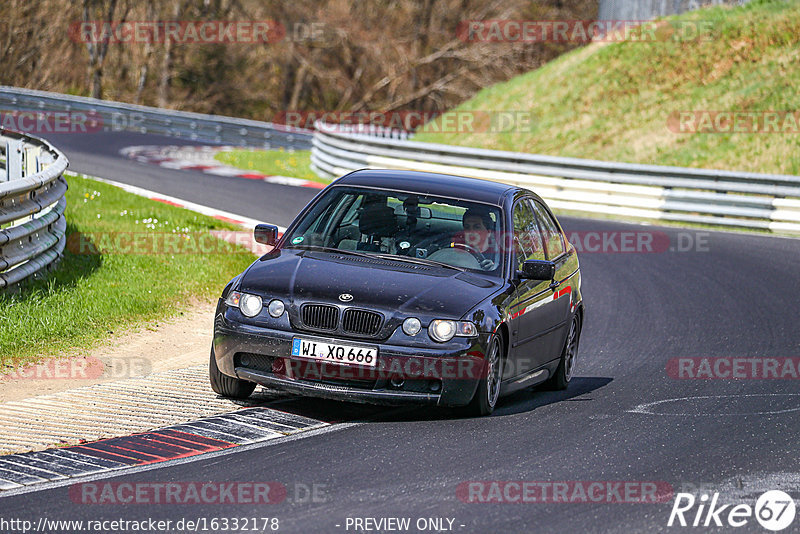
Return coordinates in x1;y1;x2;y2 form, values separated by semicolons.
342;309;383;336
301;304;339;330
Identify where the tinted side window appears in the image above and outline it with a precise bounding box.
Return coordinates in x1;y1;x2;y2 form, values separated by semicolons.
512;199;545;271
532;200;565;259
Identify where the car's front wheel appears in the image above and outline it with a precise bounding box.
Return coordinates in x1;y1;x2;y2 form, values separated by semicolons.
209;347;256;399
544;313;581;390
464;334;504;417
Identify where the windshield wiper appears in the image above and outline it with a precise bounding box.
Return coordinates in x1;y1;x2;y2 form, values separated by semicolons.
291;245;373;259
293;245;386;259
372;253;466;272
291;245;465;272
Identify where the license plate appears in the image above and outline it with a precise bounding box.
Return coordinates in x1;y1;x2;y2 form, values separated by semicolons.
291;337;378;368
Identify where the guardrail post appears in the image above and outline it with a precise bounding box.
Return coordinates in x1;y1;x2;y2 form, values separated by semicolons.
25;146;42;176
5;138;23;181
0;139;6;182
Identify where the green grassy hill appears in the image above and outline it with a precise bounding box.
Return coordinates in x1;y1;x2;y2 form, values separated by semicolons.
414;0;800;175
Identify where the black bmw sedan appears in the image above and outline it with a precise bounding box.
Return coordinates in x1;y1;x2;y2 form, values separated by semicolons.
210;169;584;416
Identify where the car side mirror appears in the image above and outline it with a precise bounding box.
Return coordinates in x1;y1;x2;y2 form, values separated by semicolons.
519;259;555;281
254;224;279;246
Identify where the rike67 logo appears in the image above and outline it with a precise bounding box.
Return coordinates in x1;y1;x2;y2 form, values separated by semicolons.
668;490;796;531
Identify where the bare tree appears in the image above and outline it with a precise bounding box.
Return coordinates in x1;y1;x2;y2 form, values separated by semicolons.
1;0;598;119
133;0;156;103
82;0;130;99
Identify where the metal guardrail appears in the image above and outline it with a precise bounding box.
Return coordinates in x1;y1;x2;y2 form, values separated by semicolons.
0;87;313;149
311;122;800;234
0;130;69;289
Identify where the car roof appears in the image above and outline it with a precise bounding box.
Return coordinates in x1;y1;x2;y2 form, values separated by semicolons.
333;169;517;206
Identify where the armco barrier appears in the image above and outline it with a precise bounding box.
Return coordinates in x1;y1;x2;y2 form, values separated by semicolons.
0;86;312;149
310;122;800;234
0;130;69;289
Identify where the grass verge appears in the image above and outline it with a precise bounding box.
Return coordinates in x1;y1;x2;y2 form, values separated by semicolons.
0;174;254;366
414;0;800;176
214;148;329;184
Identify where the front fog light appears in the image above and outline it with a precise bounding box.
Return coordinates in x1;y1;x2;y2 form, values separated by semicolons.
429;319;457;342
239;293;263;317
268;299;285;318
402;317;421;336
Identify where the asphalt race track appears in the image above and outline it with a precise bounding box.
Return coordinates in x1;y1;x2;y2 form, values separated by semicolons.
1;131;799;533
45;131;320;227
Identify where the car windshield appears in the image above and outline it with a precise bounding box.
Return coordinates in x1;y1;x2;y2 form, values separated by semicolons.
282;186;504;275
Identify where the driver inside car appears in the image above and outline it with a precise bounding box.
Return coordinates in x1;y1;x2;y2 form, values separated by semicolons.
453;207;500;271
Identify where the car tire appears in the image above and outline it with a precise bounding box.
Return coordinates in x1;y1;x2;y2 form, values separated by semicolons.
209;347;257;399
464;334;504;417
543;314;581;391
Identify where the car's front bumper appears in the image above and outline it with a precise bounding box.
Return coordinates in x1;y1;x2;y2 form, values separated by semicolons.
213;310;488;407
235;368;441;405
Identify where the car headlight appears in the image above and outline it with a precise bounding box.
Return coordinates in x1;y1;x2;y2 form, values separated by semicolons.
268;299;285;318
428;319;478;342
225;290;262;317
402;317;422;336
